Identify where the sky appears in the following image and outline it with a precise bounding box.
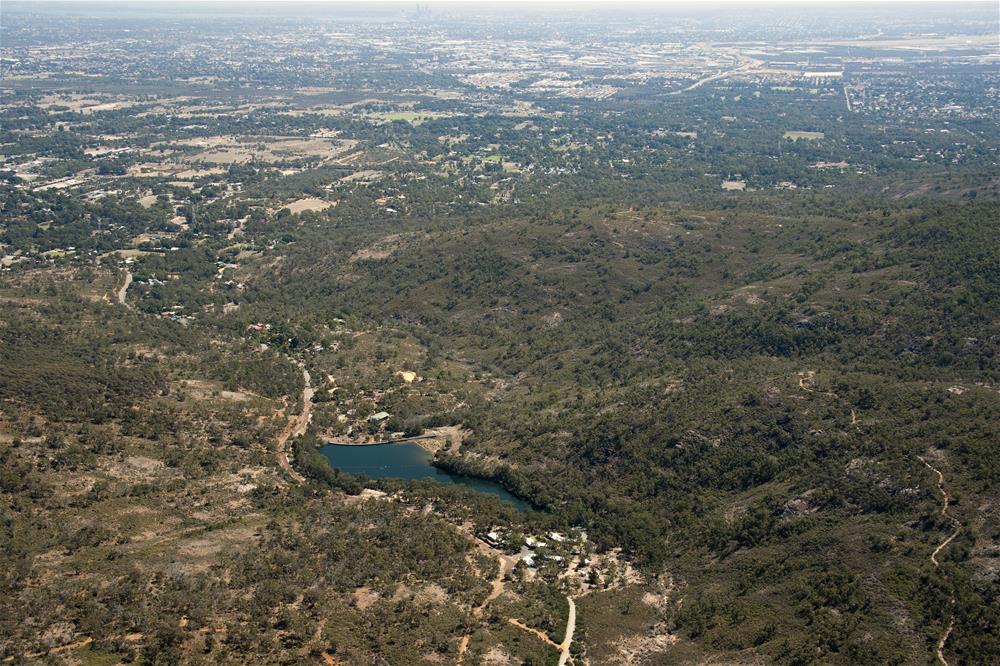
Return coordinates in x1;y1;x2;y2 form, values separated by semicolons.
9;0;987;3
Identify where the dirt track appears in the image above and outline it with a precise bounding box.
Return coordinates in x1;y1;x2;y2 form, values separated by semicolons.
507;595;576;665
276;366;312;484
116;269;132;306
557;597;576;666
456;536;514;665
917;454;962;666
918;455;962;568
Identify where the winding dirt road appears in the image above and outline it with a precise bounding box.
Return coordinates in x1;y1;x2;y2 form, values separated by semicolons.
116;269;132;307
508;595;576;665
557;597;576;666
456;546;511;665
935;619;955;666
276;366;312;484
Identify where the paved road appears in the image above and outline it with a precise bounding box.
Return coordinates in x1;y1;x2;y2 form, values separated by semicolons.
668;57;759;95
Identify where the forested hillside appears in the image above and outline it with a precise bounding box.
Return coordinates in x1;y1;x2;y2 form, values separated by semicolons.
2;2;998;664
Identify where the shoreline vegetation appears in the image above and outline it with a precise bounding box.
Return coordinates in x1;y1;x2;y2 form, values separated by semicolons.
321;433;441;452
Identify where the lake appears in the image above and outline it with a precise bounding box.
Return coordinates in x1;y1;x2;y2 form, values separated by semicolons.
319;442;529;511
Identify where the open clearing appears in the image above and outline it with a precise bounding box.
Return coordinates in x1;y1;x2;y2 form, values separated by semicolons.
784;130;825;140
362;111;450;125
283;198;337;214
154;135;357;164
813;160;849;169
38;93;139;114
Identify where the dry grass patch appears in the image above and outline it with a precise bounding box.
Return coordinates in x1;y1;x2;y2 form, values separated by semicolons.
813;160;849;169
783;130;824;141
283;197;336;214
340;169;383;183
175;525;260;570
176;379;261;403
38;94;139;114
353;586;380;610
349;234;403;262
612;633;680;664
156;135;357;165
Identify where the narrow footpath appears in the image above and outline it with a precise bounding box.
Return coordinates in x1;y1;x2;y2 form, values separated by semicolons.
917;454;962;666
918;455;962;567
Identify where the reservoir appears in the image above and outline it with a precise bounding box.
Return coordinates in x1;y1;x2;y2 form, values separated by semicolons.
319;442;529;511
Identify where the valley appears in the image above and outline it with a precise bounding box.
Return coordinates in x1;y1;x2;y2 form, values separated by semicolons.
1;2;998;664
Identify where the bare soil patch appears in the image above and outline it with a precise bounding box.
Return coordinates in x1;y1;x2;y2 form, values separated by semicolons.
784;131;824;141
283;197;336;214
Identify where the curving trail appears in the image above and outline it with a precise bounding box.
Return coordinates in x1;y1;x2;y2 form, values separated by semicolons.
557;597;577;666
931;519;962;569
797;370;838;398
478;569;506;612
935;619;955;666
3;637;94;662
917;456;962;568
508;619;559;648
917;455;962;666
116;269;132;307
455;635;470;664
507;595;576;665
276;366;312;484
456;554;507;665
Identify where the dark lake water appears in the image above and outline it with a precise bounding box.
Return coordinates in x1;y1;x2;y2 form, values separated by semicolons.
319;442;528;511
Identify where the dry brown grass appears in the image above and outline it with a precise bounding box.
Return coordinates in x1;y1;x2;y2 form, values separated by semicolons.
283;197;336;214
783;131;824;141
